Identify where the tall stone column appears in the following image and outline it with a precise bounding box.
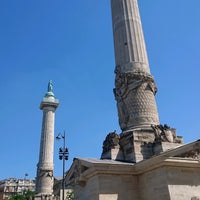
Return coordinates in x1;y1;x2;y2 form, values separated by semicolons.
111;0;160;131
101;0;183;163
35;81;59;199
101;0;184;163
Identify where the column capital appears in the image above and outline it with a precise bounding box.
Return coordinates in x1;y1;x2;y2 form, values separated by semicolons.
40;98;59;110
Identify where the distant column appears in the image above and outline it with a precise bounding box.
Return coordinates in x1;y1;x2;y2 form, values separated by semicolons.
35;81;59;199
111;0;160;131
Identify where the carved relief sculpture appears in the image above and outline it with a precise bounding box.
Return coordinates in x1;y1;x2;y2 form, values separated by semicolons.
111;0;160;131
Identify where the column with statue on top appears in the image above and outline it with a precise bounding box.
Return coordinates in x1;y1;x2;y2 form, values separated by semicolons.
35;80;59;199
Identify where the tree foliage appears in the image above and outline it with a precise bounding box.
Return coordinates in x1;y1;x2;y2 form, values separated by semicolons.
66;190;74;200
9;190;35;200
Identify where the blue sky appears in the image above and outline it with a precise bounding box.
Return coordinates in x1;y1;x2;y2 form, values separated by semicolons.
0;0;200;180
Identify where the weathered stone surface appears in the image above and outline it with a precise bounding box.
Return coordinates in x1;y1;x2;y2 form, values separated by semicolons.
102;131;120;154
101;126;183;163
66;141;200;200
100;0;184;164
151;124;183;144
111;0;150;73
65;0;199;199
111;0;160;131
101;131;124;161
114;71;159;131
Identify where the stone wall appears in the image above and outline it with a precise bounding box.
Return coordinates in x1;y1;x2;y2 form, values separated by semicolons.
139;167;170;200
139;166;200;200
74;176;99;200
74;174;139;200
167;167;200;200
98;174;139;200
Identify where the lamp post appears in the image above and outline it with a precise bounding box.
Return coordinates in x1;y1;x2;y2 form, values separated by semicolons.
23;173;28;194
24;173;28;180
56;131;69;200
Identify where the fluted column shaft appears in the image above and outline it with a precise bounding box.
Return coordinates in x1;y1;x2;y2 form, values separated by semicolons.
111;0;160;131
38;107;55;166
36;97;59;196
111;0;149;73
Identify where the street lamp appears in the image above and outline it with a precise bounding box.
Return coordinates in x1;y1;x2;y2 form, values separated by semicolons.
24;173;28;180
56;131;69;200
22;173;28;194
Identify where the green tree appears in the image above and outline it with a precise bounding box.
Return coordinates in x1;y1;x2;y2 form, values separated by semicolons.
9;190;35;200
9;193;25;200
66;190;74;200
24;190;35;200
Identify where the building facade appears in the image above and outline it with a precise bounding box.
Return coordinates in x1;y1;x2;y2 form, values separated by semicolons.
0;178;35;200
67;141;200;200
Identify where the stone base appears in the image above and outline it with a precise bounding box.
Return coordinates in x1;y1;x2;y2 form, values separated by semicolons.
35;194;55;200
101;126;183;163
101;148;124;161
101;131;123;161
67;141;200;200
154;141;182;155
120;128;156;162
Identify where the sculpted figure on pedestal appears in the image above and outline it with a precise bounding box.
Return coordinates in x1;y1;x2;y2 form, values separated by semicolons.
152;124;183;143
102;131;120;154
175;144;200;161
48;80;53;93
